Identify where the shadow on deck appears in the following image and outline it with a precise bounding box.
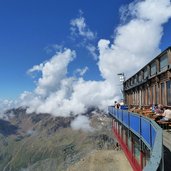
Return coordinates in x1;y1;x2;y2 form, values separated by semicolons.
164;146;171;171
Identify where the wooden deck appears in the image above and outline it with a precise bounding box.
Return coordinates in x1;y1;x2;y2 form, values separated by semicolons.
163;130;171;152
163;130;171;170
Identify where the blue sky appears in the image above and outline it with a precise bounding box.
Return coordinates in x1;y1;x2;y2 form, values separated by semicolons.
0;0;171;101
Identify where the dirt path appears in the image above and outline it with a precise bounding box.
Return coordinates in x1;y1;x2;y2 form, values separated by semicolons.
67;150;132;171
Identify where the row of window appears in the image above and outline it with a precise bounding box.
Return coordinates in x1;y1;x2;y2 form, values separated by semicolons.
126;80;171;106
113;120;150;169
125;54;169;88
150;54;168;75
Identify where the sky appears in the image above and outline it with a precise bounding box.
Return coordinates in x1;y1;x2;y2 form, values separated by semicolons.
0;0;128;99
0;0;171;118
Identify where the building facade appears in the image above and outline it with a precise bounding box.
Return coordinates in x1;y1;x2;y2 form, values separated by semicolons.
124;47;171;108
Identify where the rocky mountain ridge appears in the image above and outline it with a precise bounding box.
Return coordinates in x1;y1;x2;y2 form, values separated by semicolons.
0;107;131;171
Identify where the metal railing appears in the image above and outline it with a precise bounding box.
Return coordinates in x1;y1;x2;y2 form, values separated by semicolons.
108;106;163;171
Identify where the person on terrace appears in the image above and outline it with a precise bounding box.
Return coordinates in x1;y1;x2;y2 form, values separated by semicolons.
160;108;171;121
114;101;120;109
153;104;164;121
155;104;164;115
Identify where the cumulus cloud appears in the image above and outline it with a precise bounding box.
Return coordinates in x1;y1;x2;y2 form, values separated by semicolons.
98;0;171;81
28;49;76;97
20;60;115;116
71;115;93;132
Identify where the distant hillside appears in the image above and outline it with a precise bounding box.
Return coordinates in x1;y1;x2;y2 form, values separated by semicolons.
0;108;131;171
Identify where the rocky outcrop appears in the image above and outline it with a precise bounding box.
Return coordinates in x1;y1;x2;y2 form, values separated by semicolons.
0;107;122;171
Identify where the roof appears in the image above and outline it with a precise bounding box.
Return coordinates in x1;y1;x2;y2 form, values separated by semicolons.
124;46;171;82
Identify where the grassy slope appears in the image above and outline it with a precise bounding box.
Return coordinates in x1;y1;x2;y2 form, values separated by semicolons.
0;113;116;171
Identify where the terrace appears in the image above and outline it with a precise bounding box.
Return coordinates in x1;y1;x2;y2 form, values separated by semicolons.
109;106;171;170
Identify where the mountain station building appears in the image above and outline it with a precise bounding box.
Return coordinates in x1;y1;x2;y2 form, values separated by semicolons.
123;47;171;108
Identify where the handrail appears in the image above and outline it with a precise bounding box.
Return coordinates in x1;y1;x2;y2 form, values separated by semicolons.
108;106;163;171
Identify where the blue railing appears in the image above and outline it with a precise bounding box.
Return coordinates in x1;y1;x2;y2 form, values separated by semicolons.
108;106;163;171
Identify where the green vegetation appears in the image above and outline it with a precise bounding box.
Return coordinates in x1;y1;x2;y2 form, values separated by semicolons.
0;110;116;171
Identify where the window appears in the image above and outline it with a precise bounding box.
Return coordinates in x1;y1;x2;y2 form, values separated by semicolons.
138;73;142;82
122;126;127;144
133;134;141;165
160;54;168;71
134;76;137;84
141;143;150;168
128;132;132;151
167;80;171;106
161;82;165;104
144;68;148;79
150;62;156;76
131;78;134;85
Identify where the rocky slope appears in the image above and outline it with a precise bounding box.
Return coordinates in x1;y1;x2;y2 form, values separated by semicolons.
67;150;131;171
0;108;131;171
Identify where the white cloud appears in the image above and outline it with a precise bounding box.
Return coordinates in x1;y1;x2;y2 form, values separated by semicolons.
20;70;115;117
44;44;64;54
70;11;96;40
98;0;171;82
0;99;17;119
27;63;44;74
71;115;93;132
70;11;98;60
86;44;98;60
74;66;89;77
29;49;76;97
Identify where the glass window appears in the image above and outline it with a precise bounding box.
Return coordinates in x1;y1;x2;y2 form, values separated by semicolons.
167;80;171;106
142;71;144;80
160;54;168;71
134;76;137;84
133;134;141;165
122;127;127;144
141;143;150;168
128;132;132;151
138;73;142;82
144;68;148;79
131;78;133;85
161;83;165;104
150;62;156;76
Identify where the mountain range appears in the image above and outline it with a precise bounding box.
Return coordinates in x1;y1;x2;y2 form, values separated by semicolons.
0;107;127;171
